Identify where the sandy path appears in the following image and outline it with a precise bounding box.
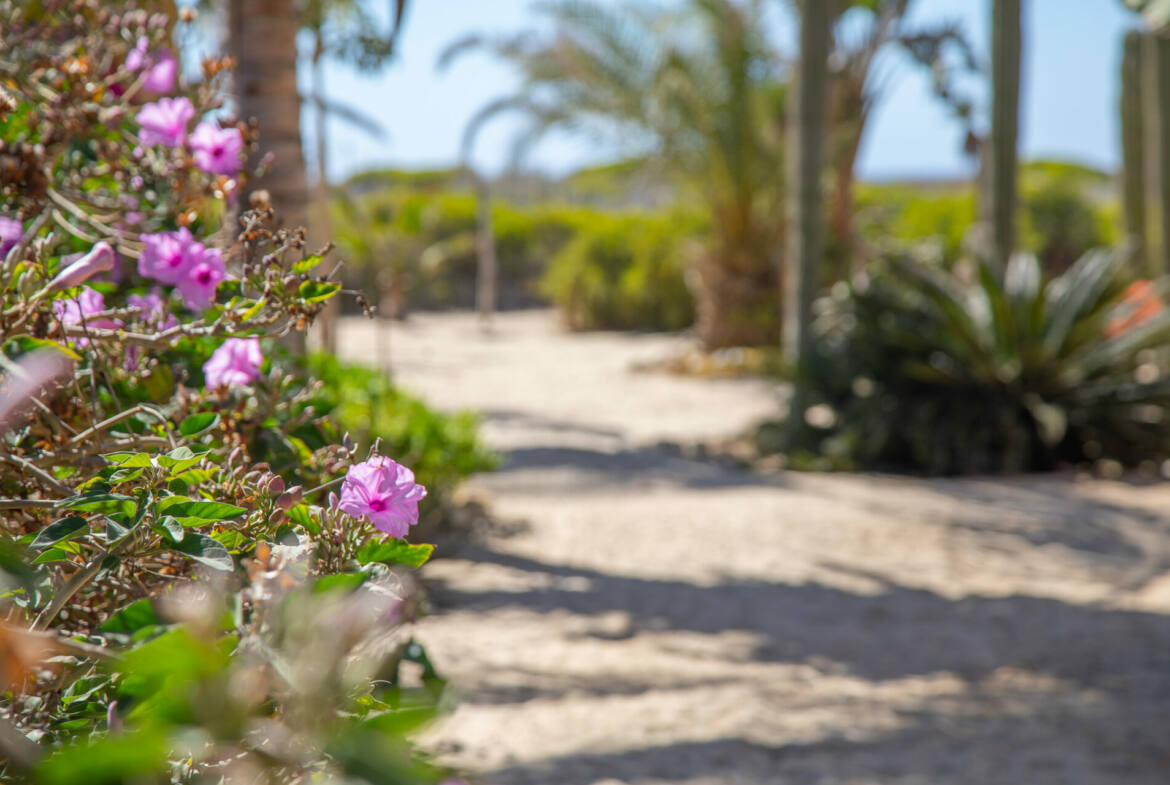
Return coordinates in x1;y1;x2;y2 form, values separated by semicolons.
339;310;1170;785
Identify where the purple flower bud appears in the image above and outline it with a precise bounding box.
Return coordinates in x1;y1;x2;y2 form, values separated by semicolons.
265;474;285;496
0;217;23;258
48;241;115;291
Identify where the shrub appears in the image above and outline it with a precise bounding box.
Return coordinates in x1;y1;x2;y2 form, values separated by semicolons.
540;211;699;331
0;4;467;782
765;250;1170;474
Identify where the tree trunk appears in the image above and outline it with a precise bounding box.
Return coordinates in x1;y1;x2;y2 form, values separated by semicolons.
227;0;310;352
227;0;309;234
989;0;1022;270
783;0;832;363
474;173;498;332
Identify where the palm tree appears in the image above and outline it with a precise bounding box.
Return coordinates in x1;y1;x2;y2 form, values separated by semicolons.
222;0;406;351
442;0;788;348
227;0;309;232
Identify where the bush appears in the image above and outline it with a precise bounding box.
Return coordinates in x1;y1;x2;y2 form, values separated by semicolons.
333;188;584;311
541;211;699;331
0;5;470;783
765;249;1170;474
1020;161;1118;274
854;162;1119;272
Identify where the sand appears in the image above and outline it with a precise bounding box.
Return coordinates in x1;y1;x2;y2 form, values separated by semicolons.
337;310;1170;785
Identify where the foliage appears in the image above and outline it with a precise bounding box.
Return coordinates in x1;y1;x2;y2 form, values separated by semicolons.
443;0;786;347
765;250;1170;474
297;352;497;513
333;179;706;331
1019;162;1118;274
541;211;699;331
0;4;467;782
855;163;1118;271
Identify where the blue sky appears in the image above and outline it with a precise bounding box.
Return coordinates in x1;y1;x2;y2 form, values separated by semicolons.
298;0;1138;183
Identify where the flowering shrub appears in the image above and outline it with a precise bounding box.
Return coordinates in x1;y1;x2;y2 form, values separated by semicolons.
0;3;460;782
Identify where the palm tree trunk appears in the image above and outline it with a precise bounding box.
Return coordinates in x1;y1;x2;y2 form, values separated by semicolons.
227;0;310;352
227;0;310;234
474;172;498;332
784;0;832;363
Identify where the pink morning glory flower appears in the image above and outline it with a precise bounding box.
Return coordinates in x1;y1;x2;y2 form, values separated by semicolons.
126;37;176;94
336;456;428;539
177;247;226;310
189;122;244;176
52;287;118;346
48;242;115;291
203;337;262;389
0;217;22;258
138;228;201;285
128;288;177;329
136;97;194;147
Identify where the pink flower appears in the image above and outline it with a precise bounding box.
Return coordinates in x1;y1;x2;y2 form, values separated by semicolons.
177;248;226;310
52;287;118;346
126;37;176;94
128;288;177;329
189;122;243;176
136;97;194;147
203;337;262;389
336;456;428;539
48;242;115;291
138;228;201;284
0;217;22;258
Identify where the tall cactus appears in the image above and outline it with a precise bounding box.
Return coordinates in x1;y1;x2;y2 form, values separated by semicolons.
1121;30;1149;272
1157;34;1170;273
989;0;1022;270
783;0;833;363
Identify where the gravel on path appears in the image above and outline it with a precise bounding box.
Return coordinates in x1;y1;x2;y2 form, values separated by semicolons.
339;310;1170;785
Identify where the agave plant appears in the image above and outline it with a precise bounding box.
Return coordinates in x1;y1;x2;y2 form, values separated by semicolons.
776;249;1170;474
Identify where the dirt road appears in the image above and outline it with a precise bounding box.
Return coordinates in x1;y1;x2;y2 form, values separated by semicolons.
339;310;1170;785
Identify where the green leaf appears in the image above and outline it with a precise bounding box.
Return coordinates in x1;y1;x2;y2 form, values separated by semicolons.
103;452;153;468
313;572;368;594
293;254;324;274
178;412;219;437
32;546;78;564
2;335;81;362
238;298;266;322
155;446;203;472
154;516;184;544
142;364;174;403
171;532;233;571
157;496;246;521
60;494;136;517
99;599;159;636
31;517;88;550
286;503;320;536
357;540;434;569
298;279;341;303
35;730;168;785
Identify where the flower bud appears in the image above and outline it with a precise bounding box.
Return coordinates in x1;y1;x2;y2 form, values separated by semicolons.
48;241;115;291
275;485;302;509
264;474;285;496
